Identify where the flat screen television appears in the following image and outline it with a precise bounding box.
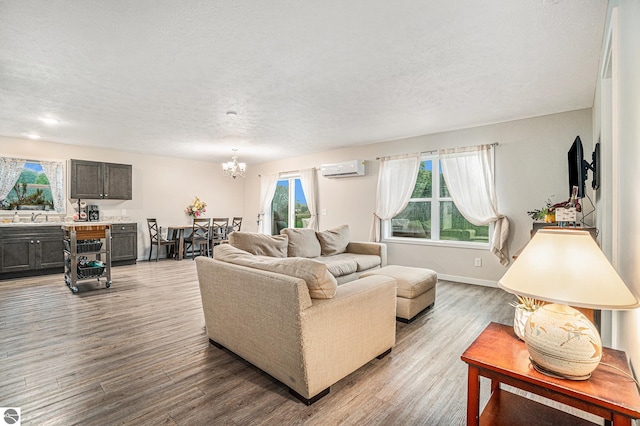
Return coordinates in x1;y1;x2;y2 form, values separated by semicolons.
568;135;600;199
568;136;586;198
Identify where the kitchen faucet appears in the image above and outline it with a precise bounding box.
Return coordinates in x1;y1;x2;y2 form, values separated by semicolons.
31;212;42;222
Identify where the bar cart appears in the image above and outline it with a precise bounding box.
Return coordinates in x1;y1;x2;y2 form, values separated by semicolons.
62;223;112;293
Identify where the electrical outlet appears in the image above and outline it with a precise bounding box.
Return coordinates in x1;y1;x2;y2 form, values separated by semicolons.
474;258;482;267
121;209;126;216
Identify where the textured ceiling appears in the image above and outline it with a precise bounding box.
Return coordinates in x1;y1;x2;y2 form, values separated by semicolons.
0;1;607;164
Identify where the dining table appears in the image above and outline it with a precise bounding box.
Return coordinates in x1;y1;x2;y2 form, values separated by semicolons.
166;225;193;260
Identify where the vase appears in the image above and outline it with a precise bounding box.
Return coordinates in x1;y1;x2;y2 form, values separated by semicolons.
513;307;533;340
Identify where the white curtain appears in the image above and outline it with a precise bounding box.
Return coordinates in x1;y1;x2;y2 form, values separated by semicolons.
258;173;279;234
0;157;27;203
40;161;65;213
369;153;421;242
440;144;510;265
299;167;319;230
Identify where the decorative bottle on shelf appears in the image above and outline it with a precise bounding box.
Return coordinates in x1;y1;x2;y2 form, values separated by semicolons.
565;185;578;208
12;211;20;223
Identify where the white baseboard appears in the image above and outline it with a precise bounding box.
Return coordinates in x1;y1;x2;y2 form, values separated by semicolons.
438;273;498;288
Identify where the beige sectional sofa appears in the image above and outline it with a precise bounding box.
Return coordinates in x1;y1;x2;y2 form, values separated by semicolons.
228;225;387;283
227;226;437;323
195;243;397;404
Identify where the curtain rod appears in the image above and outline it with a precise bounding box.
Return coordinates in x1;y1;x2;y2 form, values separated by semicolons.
375;142;499;160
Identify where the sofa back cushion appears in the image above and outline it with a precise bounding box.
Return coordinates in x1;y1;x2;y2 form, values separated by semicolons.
280;228;321;258
228;231;288;258
214;244;337;299
316;224;351;256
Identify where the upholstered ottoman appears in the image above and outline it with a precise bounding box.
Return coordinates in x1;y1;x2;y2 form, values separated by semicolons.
360;265;437;323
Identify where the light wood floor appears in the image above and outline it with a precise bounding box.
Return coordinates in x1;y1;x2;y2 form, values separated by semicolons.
0;260;514;425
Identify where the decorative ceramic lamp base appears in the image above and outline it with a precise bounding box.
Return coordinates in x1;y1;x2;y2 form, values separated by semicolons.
523;303;602;380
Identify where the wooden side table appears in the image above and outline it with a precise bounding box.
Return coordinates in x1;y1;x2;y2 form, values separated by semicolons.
461;322;640;425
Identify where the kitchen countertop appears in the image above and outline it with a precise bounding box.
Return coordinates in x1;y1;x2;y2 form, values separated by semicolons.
0;221;132;227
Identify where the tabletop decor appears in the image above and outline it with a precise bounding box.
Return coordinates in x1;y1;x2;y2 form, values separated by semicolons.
510;295;543;340
186;196;207;218
526;197;556;222
498;229;638;379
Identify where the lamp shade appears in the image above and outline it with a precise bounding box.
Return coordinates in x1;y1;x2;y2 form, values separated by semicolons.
498;229;638;310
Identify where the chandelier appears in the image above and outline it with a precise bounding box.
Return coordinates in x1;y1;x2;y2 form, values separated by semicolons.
222;149;246;179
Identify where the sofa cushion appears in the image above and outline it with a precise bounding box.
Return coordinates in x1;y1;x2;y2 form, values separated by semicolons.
345;253;382;272
213;243;256;263
314;254;358;277
229;231;288;258
280;228;321;258
214;244;337;299
316;225;350;256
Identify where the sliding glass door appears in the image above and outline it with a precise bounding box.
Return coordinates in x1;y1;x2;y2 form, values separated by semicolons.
271;178;310;235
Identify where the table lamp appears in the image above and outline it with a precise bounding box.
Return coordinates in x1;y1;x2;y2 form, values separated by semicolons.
498;229;638;380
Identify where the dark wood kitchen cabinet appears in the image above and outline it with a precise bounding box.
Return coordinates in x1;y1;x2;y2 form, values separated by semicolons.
70;159;132;200
0;226;64;276
110;223;137;265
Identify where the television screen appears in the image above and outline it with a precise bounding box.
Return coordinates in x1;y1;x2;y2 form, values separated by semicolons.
568;136;586;198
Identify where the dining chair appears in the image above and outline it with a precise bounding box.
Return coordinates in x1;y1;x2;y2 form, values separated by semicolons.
231;216;242;232
146;218;178;262
211;218;229;253
184;218;211;259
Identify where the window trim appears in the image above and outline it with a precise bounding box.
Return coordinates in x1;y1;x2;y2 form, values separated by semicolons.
382;154;492;249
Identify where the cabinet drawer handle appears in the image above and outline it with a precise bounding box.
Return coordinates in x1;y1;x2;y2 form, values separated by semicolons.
104;194;108;197
36;240;40;244
30;240;34;244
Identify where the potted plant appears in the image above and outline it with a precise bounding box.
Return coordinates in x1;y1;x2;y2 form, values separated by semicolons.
9;182;51;210
510;295;544;340
527;198;555;223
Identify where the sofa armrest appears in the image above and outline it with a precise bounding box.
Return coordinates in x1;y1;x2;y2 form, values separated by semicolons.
299;274;396;397
346;241;387;267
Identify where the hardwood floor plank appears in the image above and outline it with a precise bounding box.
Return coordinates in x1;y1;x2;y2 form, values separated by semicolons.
0;261;515;425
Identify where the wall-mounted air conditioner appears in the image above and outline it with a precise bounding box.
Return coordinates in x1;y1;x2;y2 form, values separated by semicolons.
320;160;365;178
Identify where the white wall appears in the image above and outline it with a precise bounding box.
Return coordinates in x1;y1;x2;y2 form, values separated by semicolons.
1;108;597;287
0;136;244;260
244;109;593;285
592;1;640;372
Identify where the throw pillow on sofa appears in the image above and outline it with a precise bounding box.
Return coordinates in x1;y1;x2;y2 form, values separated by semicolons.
280;228;321;258
316;224;350;256
228;231;288;257
214;244;337;299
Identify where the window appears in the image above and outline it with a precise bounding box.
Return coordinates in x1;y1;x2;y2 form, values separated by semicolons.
271;177;310;235
386;156;490;245
1;160;57;211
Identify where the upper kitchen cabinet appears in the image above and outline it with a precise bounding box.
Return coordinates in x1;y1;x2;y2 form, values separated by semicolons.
70;159;132;200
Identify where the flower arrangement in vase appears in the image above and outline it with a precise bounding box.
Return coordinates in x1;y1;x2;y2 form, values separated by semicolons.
527;197;556;223
186;196;207;218
510;295;544;340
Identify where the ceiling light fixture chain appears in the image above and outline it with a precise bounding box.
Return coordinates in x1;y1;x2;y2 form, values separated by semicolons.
222;149;246;179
